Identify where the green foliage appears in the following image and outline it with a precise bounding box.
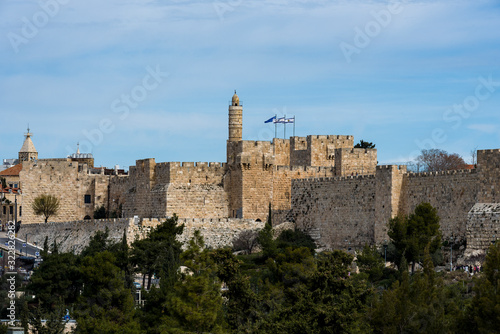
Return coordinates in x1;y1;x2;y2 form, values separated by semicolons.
41;236;49;258
29;307;67;334
27;252;81;312
276;229;316;253
258;222;278;259
80;228;113;258
388;202;442;272
132;215;185;333
21;205;499;334
0;177;6;190
255;251;372;334
93;205;107;219
357;244;385;282
161;231;227;333
31;194;60;223
73;251;141;334
268;247;316;287
131;215;184;291
354;140;376;149
467;242;500;333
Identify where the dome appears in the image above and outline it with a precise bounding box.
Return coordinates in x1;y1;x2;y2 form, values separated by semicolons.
232;90;240;106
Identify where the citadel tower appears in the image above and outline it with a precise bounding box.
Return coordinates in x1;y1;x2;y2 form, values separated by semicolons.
228;91;243;142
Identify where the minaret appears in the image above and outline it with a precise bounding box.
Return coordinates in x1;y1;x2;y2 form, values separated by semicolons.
228;91;243;142
18;127;38;162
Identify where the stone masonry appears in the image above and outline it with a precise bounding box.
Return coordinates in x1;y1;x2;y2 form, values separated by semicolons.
18;217;265;254
12;93;500;258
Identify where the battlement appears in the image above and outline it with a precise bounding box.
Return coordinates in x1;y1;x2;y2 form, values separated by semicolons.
376;165;408;173
339;147;377;155
276;165;335;173
308;135;353;141
407;168;477;178
293;173;376;184
478;149;500;153
273;138;291;144
166;162;226;169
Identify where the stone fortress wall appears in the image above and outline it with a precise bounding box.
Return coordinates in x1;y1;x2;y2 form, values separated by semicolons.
290;150;500;253
19;217;265;254
110;159;228;220
13;93;500;259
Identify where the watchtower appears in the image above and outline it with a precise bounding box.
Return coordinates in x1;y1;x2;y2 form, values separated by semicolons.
228;91;243;142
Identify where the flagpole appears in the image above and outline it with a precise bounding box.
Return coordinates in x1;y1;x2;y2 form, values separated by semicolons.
274;114;277;139
284;114;286;139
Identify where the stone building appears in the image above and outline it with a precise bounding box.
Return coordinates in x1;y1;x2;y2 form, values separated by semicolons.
18;128;38;163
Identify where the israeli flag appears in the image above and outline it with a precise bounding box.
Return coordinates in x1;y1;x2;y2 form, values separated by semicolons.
264;116;276;123
285;117;295;123
275;117;286;123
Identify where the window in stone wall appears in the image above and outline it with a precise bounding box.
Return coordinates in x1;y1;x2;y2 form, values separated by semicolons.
19;206;22;216
3;206;5;215
10;206;13;214
84;194;92;204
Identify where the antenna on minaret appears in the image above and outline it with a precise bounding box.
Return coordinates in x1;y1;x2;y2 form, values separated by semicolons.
77;142;80;154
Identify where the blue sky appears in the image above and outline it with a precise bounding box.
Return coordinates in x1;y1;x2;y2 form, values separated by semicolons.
1;0;500;170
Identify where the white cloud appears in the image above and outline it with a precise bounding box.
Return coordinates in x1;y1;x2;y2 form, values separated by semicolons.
468;124;498;134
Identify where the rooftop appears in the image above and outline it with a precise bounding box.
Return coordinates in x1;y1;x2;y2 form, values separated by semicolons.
0;164;22;176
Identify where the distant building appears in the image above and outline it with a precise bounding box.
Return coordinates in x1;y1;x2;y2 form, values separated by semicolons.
0;159;19;173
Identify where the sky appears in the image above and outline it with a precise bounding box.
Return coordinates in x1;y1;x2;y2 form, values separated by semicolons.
1;0;500;170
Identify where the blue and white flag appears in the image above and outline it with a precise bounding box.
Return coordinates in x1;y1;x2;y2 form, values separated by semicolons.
264;116;276;123
285;117;295;123
275;117;286;123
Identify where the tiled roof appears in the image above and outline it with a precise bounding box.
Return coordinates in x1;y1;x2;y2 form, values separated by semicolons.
461;164;475;170
0;187;20;194
0;164;22;176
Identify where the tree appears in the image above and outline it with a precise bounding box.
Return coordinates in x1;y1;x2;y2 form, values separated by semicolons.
0;177;6;189
354;140;376;149
29;307;67;334
131;215;184;290
416;149;467;172
27;252;81;312
357;244;385;282
467;242;500;333
388;203;442;273
232;230;259;254
32;194;60;223
161;231;227;333
276;229;316;253
258;203;278;259
256;250;372;334
258;222;278;259
73;251;141;334
93;205;107;219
